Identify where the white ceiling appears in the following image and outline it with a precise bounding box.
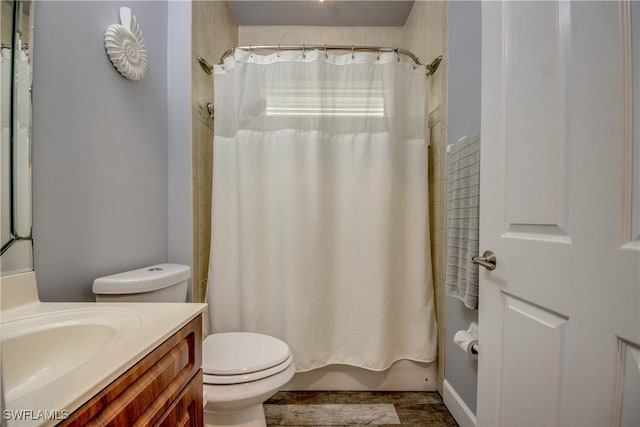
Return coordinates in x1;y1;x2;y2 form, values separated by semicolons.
227;1;415;27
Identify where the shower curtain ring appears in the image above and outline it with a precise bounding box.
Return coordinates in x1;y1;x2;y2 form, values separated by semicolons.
324;44;328;59
249;46;253;58
396;49;400;62
377;47;382;61
302;43;306;59
277;44;280;58
352;45;355;60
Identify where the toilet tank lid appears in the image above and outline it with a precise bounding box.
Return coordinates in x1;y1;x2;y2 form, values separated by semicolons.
92;264;191;294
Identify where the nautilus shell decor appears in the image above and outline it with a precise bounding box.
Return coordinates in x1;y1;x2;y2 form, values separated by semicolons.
104;7;148;81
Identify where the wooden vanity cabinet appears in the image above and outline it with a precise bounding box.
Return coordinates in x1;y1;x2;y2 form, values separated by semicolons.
60;315;203;427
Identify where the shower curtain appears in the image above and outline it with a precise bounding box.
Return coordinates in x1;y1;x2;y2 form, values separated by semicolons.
208;49;437;372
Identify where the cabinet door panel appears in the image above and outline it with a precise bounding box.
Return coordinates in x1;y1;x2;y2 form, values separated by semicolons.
155;371;204;427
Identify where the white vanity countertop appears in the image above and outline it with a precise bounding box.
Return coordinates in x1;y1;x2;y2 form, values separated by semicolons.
1;272;207;427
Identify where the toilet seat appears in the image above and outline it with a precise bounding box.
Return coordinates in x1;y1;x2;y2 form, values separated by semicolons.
203;354;293;385
202;332;292;385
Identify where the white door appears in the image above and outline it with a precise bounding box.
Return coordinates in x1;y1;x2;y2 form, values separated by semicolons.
478;1;640;426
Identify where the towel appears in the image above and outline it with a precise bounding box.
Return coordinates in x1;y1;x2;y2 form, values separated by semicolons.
446;135;481;309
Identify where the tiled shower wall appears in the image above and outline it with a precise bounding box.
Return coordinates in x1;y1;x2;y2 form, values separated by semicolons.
195;2;448;393
403;1;449;393
191;1;238;304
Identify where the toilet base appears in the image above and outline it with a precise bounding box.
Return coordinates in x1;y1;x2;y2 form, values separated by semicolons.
202;358;296;426
204;403;266;427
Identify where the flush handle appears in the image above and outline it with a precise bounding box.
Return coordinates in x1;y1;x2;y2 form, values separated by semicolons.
472;250;497;271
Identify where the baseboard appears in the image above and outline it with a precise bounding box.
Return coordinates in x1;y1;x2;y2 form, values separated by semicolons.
443;379;477;427
283;360;437;391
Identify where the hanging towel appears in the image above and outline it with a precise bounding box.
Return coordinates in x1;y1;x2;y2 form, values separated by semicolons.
446;135;481;309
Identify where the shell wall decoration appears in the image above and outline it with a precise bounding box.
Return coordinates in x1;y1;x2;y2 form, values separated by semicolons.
104;7;148;81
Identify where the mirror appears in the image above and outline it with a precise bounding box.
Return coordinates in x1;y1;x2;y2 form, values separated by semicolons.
1;0;34;276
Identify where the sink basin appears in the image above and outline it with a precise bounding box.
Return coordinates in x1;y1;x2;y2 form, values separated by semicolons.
3;324;115;400
1;308;141;402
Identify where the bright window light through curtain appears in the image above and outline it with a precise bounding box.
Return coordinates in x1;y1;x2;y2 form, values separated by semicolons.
265;87;385;117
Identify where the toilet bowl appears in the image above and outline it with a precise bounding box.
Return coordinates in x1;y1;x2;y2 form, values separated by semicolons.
92;265;295;427
202;332;296;427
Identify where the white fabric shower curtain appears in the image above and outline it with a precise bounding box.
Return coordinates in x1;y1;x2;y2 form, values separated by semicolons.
208;49;437;371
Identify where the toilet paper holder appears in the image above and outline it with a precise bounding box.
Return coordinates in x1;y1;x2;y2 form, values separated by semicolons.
454;322;479;360
471;342;479;356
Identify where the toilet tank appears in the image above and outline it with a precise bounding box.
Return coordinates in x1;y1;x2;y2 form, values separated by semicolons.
92;264;190;302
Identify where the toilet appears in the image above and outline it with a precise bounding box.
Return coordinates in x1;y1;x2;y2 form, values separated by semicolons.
92;264;295;427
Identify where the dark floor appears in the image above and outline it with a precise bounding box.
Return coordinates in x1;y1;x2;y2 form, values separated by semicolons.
264;391;459;427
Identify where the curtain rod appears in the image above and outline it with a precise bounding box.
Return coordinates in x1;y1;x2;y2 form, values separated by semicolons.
210;45;442;76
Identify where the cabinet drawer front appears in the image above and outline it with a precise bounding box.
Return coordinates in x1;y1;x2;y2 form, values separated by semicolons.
90;339;192;426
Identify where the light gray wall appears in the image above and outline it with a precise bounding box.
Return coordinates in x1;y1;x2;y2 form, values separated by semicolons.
228;1;413;26
167;0;193;299
33;1;170;301
445;0;481;414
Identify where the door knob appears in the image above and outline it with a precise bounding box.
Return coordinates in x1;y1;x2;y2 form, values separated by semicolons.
472;250;497;271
